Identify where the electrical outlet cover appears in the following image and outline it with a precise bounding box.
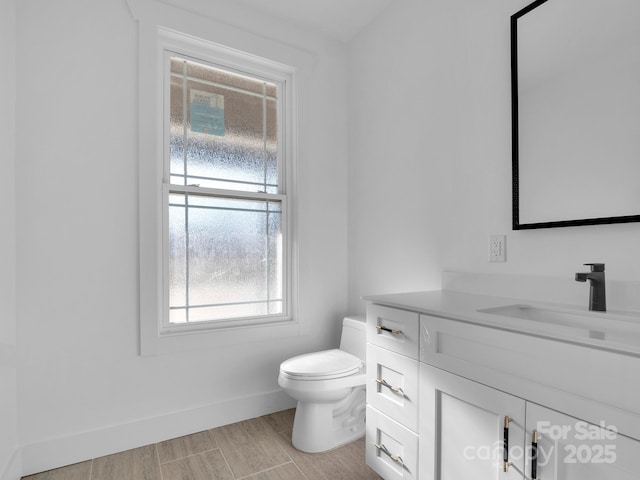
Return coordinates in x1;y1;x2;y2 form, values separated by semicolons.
489;235;506;262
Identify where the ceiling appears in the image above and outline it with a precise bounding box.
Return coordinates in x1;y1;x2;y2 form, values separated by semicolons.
232;0;396;43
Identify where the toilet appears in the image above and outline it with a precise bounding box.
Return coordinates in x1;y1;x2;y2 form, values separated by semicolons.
278;315;367;453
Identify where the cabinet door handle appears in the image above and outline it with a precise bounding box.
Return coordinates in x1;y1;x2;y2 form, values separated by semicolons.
531;430;539;480
376;378;406;396
503;416;512;472
376;325;403;335
374;443;404;465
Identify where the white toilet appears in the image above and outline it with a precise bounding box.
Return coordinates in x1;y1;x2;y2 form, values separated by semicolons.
278;315;367;453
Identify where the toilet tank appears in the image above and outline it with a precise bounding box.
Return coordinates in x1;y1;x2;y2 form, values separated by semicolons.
339;315;366;361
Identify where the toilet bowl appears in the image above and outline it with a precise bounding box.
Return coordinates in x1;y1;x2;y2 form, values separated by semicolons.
278;315;367;453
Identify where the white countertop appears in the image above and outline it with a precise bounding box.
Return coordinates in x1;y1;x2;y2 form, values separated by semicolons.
364;290;640;356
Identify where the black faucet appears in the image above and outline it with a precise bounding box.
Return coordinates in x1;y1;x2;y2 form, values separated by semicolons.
575;263;606;312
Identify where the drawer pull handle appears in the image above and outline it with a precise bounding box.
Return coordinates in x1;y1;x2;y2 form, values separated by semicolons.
531;430;539;480
376;378;406;396
503;416;512;472
376;325;403;335
374;443;404;465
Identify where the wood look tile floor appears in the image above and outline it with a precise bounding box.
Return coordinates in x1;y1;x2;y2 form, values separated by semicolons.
23;409;382;480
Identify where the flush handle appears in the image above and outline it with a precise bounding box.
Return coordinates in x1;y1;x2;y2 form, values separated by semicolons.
376;325;403;335
376;378;406;396
503;416;512;472
374;443;404;465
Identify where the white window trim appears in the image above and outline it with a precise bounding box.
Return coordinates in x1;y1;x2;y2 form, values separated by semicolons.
133;7;300;356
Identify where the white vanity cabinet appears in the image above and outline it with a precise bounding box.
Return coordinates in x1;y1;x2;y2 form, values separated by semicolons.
365;304;420;480
365;298;640;480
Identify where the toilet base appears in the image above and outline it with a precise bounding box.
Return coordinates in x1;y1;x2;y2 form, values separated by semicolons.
291;386;366;453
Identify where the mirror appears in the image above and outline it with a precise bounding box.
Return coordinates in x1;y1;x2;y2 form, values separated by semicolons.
511;0;640;229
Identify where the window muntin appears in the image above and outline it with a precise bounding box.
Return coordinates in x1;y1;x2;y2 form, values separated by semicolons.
164;54;288;328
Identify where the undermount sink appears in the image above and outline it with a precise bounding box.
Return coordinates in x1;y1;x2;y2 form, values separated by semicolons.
478;304;640;347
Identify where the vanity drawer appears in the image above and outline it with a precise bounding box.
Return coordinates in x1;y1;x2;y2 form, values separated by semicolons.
367;304;419;359
365;405;418;480
367;344;419;431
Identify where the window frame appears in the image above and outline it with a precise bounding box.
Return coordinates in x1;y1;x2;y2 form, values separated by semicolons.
138;26;299;355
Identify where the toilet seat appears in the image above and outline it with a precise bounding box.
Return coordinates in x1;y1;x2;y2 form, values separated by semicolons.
280;349;363;380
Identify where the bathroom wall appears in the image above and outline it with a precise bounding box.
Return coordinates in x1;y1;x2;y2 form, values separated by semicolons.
12;0;640;475
15;0;348;474
0;0;20;478
347;0;640;313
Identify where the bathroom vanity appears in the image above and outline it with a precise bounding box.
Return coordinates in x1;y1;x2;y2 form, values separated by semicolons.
364;290;640;480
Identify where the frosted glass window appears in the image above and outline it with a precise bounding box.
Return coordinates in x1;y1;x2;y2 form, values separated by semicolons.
169;193;283;323
164;53;289;327
169;58;278;193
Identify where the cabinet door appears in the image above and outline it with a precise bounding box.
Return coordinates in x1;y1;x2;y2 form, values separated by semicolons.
420;364;525;480
526;403;640;480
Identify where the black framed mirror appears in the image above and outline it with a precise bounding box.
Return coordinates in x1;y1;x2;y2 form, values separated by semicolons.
511;0;640;229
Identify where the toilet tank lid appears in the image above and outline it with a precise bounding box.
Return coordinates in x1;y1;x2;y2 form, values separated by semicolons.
280;349;363;377
343;315;366;330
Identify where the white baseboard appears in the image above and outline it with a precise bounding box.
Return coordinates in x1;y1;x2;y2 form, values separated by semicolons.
1;448;21;480
21;389;296;477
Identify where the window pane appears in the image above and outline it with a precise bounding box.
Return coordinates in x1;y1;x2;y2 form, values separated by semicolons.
267;211;283;313
170;73;185;179
169;57;278;193
168;192;283;323
168;204;186;308
265;98;278;193
169;308;187;324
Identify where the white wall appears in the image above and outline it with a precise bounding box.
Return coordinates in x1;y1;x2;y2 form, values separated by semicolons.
0;0;20;477
15;0;348;475
347;0;640;314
